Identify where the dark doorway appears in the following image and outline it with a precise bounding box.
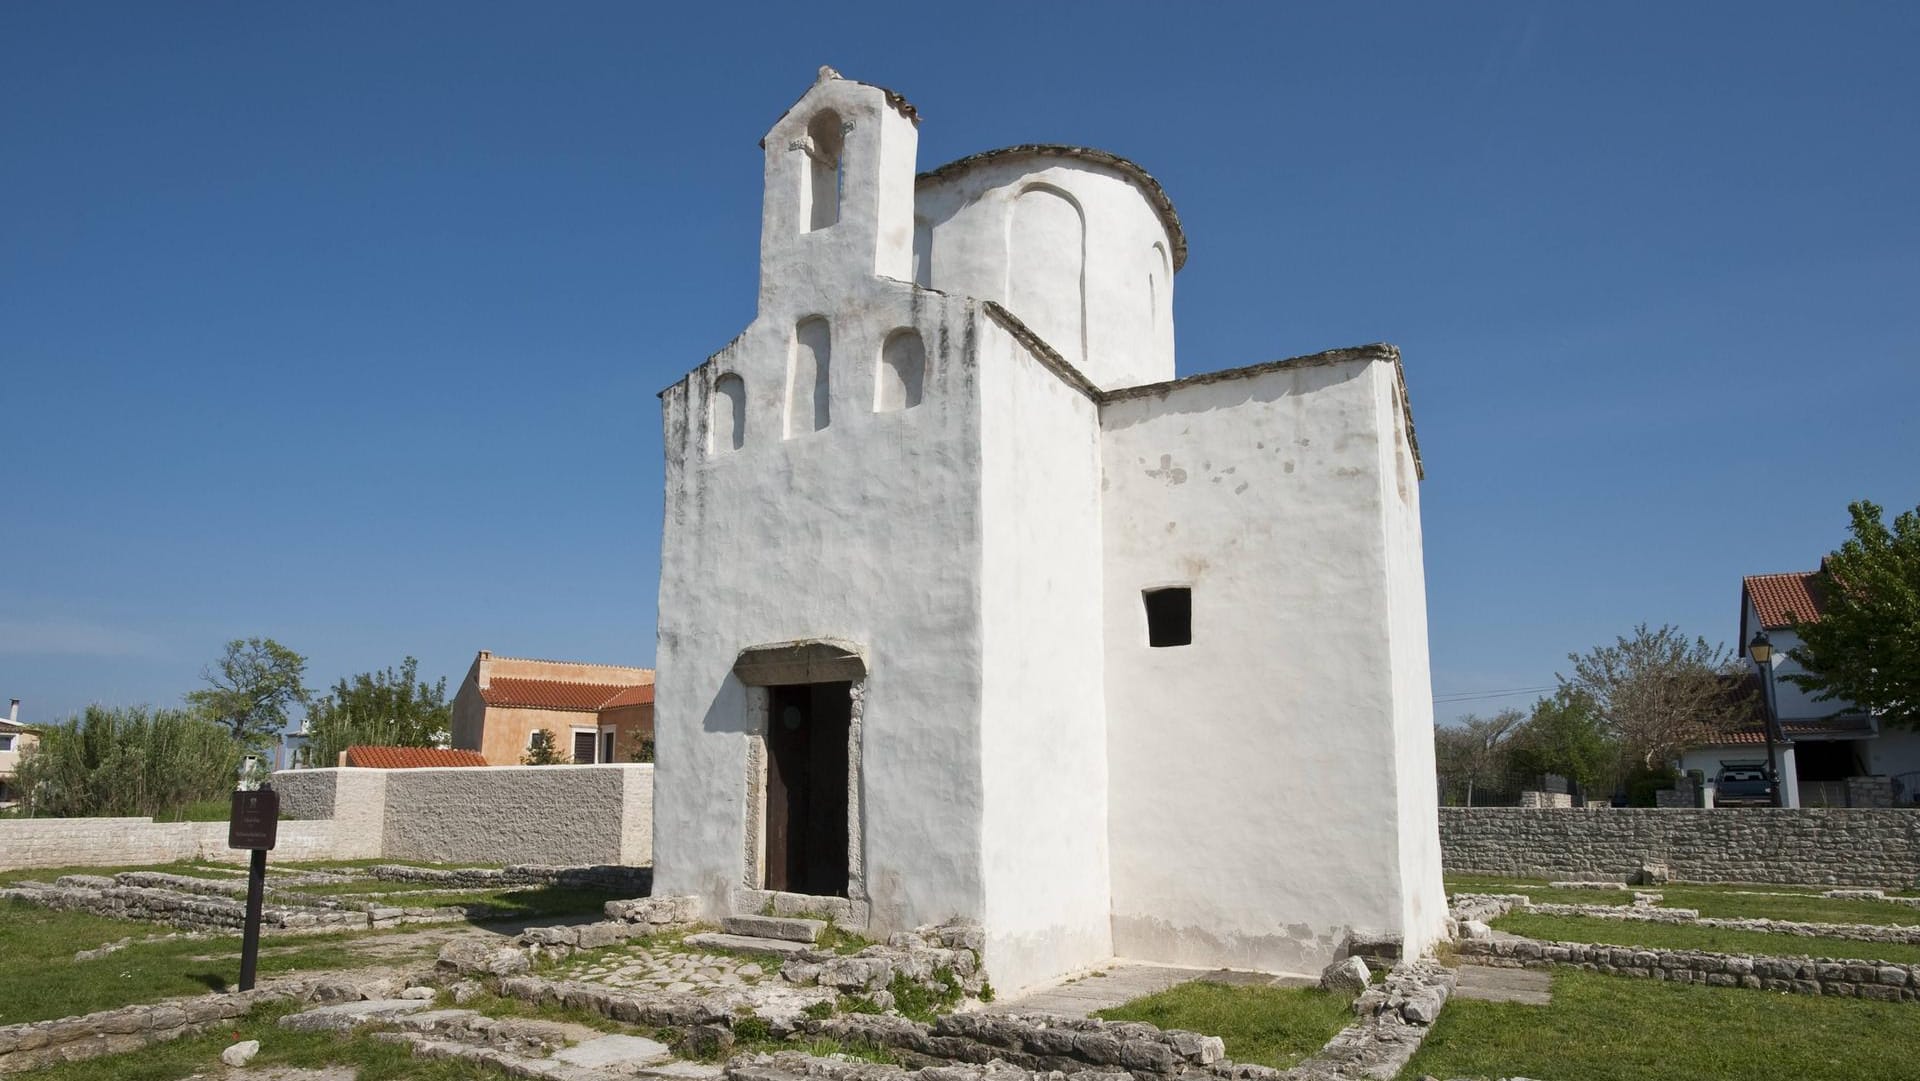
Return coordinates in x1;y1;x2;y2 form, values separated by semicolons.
764;681;851;897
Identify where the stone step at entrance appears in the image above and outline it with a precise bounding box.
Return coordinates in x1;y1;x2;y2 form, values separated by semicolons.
682;931;814;958
720;915;827;943
1452;964;1552;1005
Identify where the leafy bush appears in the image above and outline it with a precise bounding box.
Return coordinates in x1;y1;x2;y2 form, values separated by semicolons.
301;656;451;767
522;729;567;765
15;705;241;818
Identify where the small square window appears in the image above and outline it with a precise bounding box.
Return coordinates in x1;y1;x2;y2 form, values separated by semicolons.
1143;587;1192;647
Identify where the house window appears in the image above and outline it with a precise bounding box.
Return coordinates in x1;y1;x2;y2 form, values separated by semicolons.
571;729;598;764
601;727;616;764
1143;587;1192;647
0;734;14;752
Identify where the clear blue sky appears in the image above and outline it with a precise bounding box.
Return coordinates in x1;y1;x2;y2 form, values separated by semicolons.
3;3;1916;727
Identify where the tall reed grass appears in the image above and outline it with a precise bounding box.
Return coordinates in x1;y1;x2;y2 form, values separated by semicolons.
13;705;242;819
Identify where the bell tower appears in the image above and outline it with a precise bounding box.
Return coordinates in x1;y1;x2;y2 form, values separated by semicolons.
756;67;920;320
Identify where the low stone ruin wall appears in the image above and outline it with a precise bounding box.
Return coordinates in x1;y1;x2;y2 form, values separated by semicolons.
1460;936;1920;1001
0;863;650;933
1440;807;1920;886
0;969;417;1075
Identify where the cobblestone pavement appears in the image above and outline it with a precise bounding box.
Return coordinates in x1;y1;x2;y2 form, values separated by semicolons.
553;939;770;994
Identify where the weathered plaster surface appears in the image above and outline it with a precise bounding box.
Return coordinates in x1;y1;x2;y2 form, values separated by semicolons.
917;154;1176;391
977;318;1113;992
650;70;1442;993
1101;355;1438;974
654;75;988;933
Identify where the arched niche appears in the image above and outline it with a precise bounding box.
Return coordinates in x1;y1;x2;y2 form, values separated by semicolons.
802;110;844;232
1007;184;1087;365
787;317;832;436
875;329;926;413
712;373;747;452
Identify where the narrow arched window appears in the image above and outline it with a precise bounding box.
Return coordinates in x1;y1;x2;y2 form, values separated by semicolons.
876;329;926;413
788;317;831;436
802;111;843;232
713;373;746;452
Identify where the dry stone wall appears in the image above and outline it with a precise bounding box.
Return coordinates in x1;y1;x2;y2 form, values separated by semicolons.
1440;808;1920;886
1460;936;1920;1001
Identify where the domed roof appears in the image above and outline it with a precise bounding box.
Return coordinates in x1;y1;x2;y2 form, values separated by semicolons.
916;144;1187;271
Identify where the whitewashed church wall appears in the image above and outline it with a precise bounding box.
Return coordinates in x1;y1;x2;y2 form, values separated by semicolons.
1373;364;1449;959
975;317;1114;994
652;280;990;934
915;158;1175;392
1099;354;1415;975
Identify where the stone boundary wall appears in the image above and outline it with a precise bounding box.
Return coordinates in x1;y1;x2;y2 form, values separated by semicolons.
0;765;652;872
278;764;650;866
0;817;347;872
1460;936;1920;1002
1440;807;1920;886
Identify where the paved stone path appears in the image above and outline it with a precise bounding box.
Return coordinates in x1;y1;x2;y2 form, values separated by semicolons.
556;940;769;994
1451;964;1551;1005
987;963;1311;1019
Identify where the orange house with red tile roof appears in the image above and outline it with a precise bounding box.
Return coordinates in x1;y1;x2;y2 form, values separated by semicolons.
449;651;656;766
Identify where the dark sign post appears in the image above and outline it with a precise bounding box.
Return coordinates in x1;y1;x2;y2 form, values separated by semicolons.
228;784;279;992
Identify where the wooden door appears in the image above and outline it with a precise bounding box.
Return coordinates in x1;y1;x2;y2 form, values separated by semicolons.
764;682;851;896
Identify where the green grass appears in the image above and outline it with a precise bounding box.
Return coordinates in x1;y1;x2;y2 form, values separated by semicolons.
1448;876;1920;926
0;899;417;1025
9;1000;513;1081
1493;911;1920;965
4;859;241;885
1656;886;1920;926
278;857;504;872
1093;981;1353;1070
1401;967;1920;1081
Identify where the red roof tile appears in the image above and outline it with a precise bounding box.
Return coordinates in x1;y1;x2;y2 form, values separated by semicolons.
1745;572;1826;629
599;684;655;709
480;677;653;712
343;745;490;769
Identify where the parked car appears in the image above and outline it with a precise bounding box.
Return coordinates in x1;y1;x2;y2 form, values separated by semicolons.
1715;765;1774;807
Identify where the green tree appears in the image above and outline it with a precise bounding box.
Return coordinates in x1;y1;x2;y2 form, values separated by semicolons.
15;705;241;818
185;637;310;748
1508;688;1616;793
1433;708;1525;806
1561;624;1743;770
301;657;451;768
522;729;567;765
1786;500;1920;727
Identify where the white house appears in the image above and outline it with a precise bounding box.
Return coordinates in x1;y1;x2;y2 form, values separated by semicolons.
650;69;1445;994
1681;570;1920;807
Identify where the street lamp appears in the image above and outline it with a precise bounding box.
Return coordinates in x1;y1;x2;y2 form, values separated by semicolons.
1748;630;1782;807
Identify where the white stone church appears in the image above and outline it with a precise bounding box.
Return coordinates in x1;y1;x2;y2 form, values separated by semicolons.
652;69;1444;995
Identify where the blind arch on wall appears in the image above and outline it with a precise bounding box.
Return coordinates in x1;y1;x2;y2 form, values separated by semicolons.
1006;184;1087;366
787;317;832;436
875;329;926;413
712;373;747;452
